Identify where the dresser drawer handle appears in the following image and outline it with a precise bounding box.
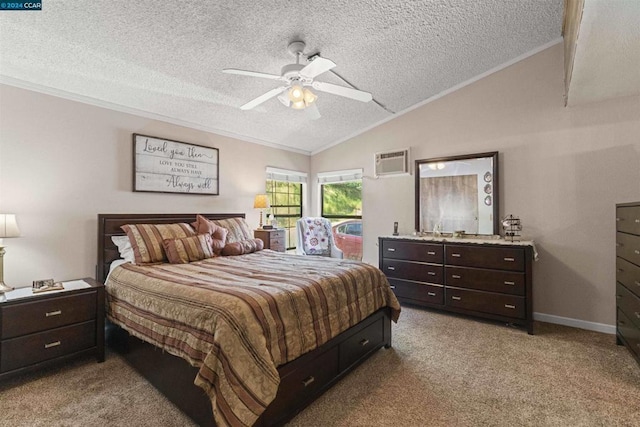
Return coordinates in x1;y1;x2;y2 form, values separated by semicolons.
635;312;640;319
451;296;461;301
636;281;640;287
44;341;61;349
46;310;62;317
635;219;640;223
504;257;515;262
427;271;436;276
616;243;623;247
451;274;461;279
427;251;436;255
616;217;621;222
451;253;461;258
617;268;624;273
504;281;515;285
618;320;625;326
387;248;396;252
505;304;516;309
427;292;436;296
360;338;370;347
387;266;396;271
389;285;396;290
635;250;640;255
301;376;315;387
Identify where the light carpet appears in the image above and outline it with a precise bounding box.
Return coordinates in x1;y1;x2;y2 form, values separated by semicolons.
1;307;639;426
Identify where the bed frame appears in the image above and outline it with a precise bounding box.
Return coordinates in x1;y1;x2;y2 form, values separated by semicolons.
97;213;393;426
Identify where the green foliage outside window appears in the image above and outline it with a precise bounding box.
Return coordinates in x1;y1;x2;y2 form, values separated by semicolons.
266;180;302;250
321;181;362;218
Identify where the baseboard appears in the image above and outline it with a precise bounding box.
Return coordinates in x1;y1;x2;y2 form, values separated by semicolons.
533;312;616;335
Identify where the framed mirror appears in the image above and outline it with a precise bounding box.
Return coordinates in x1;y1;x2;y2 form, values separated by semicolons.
415;152;499;235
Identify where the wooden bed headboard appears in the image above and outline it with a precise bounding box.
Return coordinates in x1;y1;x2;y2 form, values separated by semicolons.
96;213;245;283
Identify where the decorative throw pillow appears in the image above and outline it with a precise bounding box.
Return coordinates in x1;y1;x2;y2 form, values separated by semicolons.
212;217;253;244
111;235;136;264
163;234;215;264
190;214;228;255
221;238;264;256
300;217;331;256
121;223;195;264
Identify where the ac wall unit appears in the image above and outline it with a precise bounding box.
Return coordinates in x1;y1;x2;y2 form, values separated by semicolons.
375;149;410;177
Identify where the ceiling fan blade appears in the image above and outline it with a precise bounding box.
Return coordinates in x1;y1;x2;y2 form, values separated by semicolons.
312;81;372;102
299;57;336;79
223;68;282;80
240;86;288;110
305;103;321;120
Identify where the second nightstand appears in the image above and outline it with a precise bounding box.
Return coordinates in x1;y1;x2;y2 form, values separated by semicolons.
254;228;286;252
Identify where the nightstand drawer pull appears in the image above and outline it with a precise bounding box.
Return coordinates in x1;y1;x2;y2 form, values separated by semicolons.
360;338;370;347
504;257;515;262
451;253;461;258
387;266;396;271
46;310;62;317
427;292;436;297
387;248;396;252
451;296;461;301
301;376;315;387
427;271;436;276
44;341;61;349
452;274;461;279
427;251;436;255
504;281;515;285
505;304;516;309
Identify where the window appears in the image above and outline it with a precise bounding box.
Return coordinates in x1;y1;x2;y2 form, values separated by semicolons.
319;169;363;260
266;167;307;251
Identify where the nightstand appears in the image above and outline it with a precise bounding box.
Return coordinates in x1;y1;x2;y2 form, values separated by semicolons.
0;278;104;380
255;228;286;252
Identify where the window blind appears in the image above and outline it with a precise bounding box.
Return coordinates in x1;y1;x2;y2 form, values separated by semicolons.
317;169;363;184
266;167;308;184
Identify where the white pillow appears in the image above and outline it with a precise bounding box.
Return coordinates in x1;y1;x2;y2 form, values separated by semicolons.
111;235;135;264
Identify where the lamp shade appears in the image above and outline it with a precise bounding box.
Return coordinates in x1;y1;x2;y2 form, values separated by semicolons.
0;214;20;238
253;194;270;209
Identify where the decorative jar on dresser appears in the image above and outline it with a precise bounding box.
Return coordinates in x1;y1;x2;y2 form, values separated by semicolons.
616;201;640;365
379;236;535;334
0;278;105;380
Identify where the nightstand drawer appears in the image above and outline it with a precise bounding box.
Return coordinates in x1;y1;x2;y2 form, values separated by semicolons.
1;292;96;339
1;320;96;373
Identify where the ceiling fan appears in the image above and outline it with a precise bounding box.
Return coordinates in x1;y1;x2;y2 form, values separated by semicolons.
223;41;373;119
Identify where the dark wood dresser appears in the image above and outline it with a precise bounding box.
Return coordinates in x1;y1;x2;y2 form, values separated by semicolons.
254;228;286;252
0;278;104;379
616;202;640;365
379;237;535;334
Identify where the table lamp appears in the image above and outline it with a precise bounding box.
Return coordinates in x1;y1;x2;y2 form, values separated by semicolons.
0;214;20;293
253;194;270;228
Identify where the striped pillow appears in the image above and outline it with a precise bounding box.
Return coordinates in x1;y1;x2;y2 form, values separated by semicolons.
221;238;264;256
121;223;195;264
212;217;252;244
163;234;215;264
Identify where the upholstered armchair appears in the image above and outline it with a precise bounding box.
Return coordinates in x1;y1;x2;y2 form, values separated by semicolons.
295;217;343;258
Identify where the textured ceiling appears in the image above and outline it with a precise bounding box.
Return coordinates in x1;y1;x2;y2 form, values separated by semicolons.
0;0;563;154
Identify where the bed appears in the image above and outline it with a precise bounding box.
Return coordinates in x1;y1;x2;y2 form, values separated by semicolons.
97;213;400;426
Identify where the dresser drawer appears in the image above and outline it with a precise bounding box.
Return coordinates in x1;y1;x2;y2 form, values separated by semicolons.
616;232;640;266
445;266;525;296
445;287;525;319
445;245;524;272
339;317;385;371
617;206;640;235
1;320;96;373
617;309;640;359
381;240;443;263
1;292;96;339
382;259;443;284
616;257;640;299
388;279;443;305
616;282;640;330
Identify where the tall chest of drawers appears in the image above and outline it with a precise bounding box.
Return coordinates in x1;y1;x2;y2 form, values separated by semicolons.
379;237;535;334
616;202;640;365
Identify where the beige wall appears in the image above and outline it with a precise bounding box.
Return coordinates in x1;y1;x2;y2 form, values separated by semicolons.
0;85;309;286
311;43;640;326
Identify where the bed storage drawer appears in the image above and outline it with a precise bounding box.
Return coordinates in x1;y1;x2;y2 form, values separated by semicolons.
339;317;385;371
382;240;443;263
445;287;525;319
382;259;443;284
388;278;443;305
1;321;96;373
1;292;96;339
445;245;524;271
445;266;525;296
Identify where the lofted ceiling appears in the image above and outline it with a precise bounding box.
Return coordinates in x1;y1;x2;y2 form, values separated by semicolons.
0;0;563;154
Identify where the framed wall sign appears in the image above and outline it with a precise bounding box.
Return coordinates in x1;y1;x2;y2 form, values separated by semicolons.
133;134;219;195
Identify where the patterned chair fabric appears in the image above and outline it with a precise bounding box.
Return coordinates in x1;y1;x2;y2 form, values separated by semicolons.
296;217;344;258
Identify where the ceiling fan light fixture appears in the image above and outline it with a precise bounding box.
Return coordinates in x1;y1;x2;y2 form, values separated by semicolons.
303;88;317;105
291;100;306;110
288;83;304;103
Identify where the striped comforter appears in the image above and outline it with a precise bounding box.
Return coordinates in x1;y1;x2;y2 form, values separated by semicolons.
105;250;401;427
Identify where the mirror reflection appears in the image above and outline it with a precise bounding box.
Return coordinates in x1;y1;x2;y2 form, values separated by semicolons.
415;152;498;235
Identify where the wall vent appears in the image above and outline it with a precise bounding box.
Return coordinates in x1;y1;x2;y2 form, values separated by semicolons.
375;149;410;177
